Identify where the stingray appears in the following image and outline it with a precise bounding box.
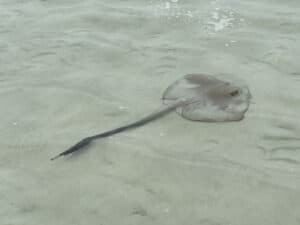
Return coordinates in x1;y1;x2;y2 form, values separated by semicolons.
51;74;251;160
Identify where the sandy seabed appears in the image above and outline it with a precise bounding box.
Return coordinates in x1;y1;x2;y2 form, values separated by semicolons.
1;0;300;224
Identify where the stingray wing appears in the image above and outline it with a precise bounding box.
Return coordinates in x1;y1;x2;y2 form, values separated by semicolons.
162;74;224;103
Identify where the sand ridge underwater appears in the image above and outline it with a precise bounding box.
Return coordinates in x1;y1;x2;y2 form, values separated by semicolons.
1;0;300;224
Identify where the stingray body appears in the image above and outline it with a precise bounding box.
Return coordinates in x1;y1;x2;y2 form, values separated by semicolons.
51;74;251;160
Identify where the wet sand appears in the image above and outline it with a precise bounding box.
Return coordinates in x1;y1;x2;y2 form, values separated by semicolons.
1;0;300;224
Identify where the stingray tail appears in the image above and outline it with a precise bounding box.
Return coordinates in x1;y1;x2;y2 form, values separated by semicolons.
51;100;185;161
50;137;93;160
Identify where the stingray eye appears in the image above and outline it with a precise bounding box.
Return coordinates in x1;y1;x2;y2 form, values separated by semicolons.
229;89;239;97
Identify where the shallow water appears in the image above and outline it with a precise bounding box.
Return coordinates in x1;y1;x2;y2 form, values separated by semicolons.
1;0;300;224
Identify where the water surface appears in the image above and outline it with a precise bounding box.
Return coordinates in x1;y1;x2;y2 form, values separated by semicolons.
1;0;300;224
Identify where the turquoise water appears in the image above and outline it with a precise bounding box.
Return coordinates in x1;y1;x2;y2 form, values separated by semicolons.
1;0;300;224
